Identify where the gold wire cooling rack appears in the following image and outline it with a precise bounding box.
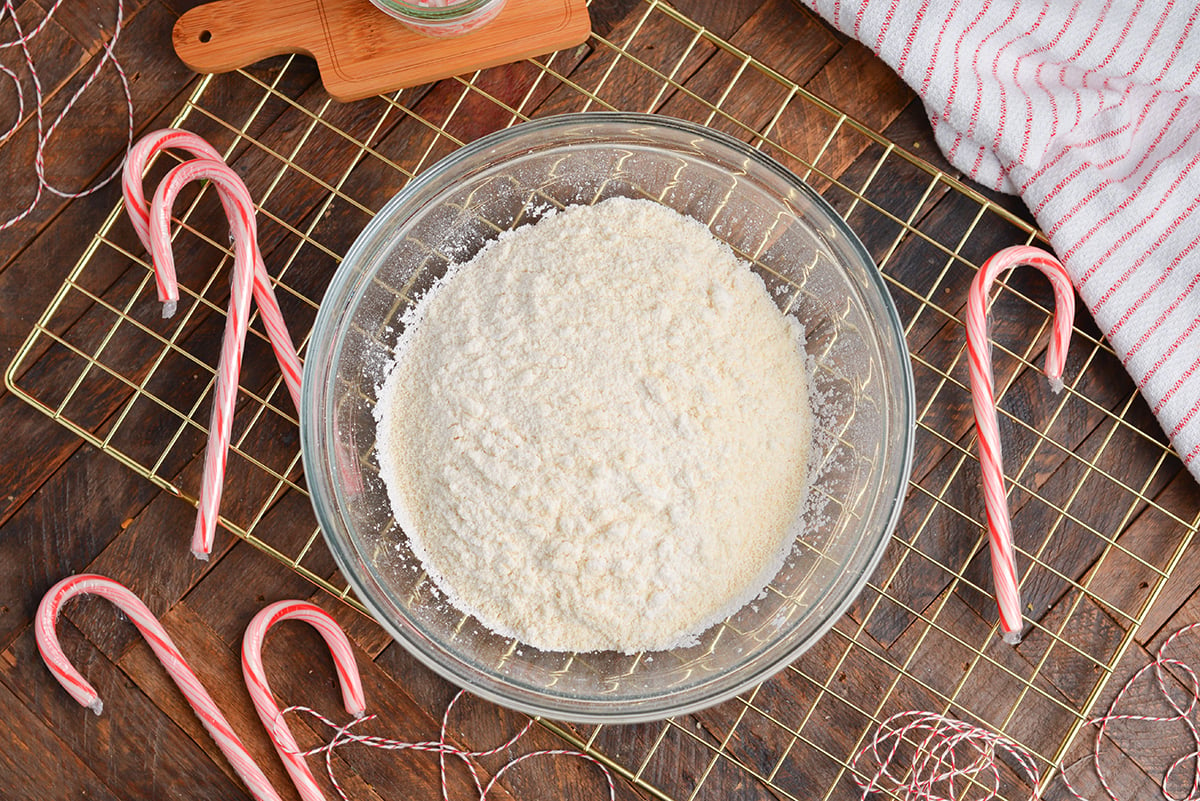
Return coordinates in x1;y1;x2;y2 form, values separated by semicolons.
8;1;1200;799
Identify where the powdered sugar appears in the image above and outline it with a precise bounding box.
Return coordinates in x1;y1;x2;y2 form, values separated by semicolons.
374;197;814;653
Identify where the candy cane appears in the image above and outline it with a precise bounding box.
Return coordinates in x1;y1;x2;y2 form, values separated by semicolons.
148;157;263;559
122;128;302;410
965;245;1075;645
34;575;284;801
242;601;366;801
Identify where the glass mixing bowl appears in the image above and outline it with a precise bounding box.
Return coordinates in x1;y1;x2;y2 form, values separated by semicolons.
302;113;914;723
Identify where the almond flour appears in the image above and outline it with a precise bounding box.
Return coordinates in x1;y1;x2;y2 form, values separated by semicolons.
374;197;813;653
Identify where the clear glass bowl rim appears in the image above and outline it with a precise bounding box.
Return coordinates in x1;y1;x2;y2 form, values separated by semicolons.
301;111;916;723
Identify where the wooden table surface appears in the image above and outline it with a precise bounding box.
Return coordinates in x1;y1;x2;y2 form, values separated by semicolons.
3;1;1200;799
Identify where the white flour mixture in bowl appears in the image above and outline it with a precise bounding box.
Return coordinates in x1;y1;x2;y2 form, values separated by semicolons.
374;197;814;653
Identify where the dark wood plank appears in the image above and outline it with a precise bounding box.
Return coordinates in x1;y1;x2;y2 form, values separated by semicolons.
1127;474;1200;643
658;0;841;141
1045;753;1161;801
62;479;225;661
671;0;769;40
184;532;352;654
756;38;911;193
0;2;206;527
535;4;717;116
0;673;125;801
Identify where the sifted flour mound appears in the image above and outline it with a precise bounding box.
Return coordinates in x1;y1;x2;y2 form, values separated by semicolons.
374;197;813;654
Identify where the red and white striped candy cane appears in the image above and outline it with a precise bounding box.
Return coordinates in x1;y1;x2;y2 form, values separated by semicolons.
148;157;262;559
242;601;365;801
35;575;284;801
965;245;1075;645
122;128;302;409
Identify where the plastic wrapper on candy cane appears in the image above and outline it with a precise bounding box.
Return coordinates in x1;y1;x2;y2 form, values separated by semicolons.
965;246;1075;645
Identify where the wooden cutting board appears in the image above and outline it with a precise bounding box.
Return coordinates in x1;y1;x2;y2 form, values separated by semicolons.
173;0;591;102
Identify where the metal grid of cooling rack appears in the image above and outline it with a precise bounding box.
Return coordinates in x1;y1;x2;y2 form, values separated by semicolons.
8;1;1200;799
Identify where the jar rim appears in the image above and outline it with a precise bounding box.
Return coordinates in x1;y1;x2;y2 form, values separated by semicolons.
371;0;499;20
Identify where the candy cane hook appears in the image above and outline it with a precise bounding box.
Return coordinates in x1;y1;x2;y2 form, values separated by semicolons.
122;129;224;308
35;575;285;801
965;245;1075;645
242;601;366;801
122;128;302;410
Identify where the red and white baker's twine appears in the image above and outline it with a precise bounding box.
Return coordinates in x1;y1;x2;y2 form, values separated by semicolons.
35;575;286;801
0;0;133;232
965;245;1075;645
851;710;1044;800
122;129;302;559
282;691;615;801
1062;620;1200;801
854;623;1200;801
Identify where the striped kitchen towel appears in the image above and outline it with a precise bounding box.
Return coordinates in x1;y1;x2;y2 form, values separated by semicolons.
802;0;1200;481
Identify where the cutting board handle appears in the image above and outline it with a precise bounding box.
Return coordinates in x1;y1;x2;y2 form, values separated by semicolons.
174;0;322;74
171;0;591;102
